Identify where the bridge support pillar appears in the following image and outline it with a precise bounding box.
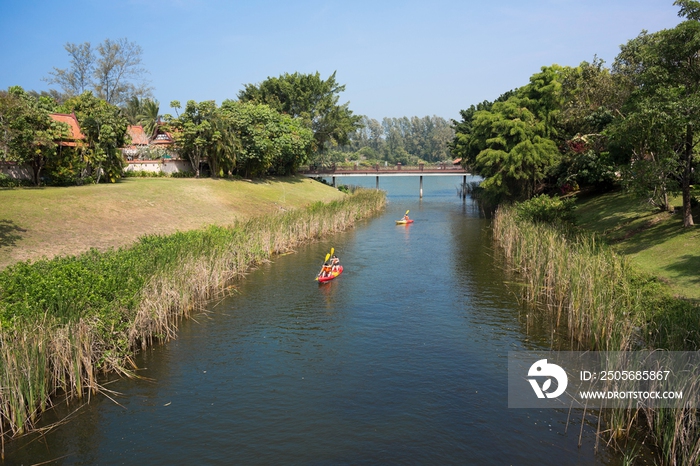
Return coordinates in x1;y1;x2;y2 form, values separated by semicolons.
376;176;379;190
419;175;423;198
463;175;466;185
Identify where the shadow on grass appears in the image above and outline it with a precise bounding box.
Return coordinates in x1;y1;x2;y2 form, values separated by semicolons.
217;175;308;185
664;254;700;285
614;217;685;255
0;219;27;248
576;191;651;234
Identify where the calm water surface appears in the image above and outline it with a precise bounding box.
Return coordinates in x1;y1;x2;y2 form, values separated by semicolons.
7;176;616;465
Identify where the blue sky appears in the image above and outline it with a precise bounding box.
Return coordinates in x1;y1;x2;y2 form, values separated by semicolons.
0;0;683;121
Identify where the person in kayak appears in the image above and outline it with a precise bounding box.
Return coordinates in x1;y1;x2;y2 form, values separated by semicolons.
403;213;410;222
330;254;340;273
320;263;332;278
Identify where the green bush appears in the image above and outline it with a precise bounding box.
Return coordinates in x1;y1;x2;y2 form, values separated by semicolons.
123;170;167;178
170;170;195;178
0;173;32;188
514;194;576;225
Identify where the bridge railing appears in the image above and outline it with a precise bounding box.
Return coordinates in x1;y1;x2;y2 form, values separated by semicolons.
300;162;466;174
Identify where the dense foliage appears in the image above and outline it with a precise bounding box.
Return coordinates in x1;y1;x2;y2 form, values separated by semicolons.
59;92;129;183
335;115;455;166
513;194;576;225
164;99;315;178
0;87;68;185
0;87;129;185
453;1;700;228
238;71;362;164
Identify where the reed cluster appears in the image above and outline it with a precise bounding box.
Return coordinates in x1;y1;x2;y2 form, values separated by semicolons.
0;188;385;440
492;205;700;465
493;205;642;351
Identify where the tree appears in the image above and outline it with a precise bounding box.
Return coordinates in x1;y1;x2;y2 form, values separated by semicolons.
611;3;700;226
468;96;561;203
219;100;314;177
520;65;568;140
453;68;569;203
46;38;151;107
60;92;129;183
94;38;151;106
166;100;220;177
122;95;143;125
44;42;95;99
451;92;515;170
0;87;68;185
137;99;160;139
554;59;630;192
559;57;628;137
238;71;361;161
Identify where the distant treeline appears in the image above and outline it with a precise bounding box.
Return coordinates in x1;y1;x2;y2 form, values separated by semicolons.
330;115;455;165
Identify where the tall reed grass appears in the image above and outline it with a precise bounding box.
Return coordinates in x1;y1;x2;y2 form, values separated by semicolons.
492;205;700;465
0;189;385;442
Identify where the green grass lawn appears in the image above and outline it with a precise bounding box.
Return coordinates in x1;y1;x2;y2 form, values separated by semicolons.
575;189;700;300
0;176;345;269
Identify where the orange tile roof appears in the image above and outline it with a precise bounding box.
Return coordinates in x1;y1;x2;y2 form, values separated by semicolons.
49;113;85;145
150;130;174;145
127;125;149;145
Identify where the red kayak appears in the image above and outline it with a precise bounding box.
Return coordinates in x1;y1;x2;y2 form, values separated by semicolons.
396;219;414;225
317;265;343;283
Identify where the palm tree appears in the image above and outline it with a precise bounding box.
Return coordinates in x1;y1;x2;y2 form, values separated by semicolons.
137;99;160;139
122;95;142;125
210;113;239;177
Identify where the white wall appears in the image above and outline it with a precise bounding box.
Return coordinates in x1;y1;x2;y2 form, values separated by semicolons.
0;162;32;180
124;159;192;174
1;159;193;180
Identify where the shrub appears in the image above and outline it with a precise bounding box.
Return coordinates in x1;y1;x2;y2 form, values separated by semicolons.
0;173;32;188
170;170;195;178
514;194;576;225
123;170;167;178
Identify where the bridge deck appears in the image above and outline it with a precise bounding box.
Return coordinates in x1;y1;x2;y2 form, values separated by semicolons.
300;168;470;177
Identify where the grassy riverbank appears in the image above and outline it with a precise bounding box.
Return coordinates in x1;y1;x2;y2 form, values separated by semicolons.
0;176;345;270
493;205;700;465
0;187;386;441
575;190;700;300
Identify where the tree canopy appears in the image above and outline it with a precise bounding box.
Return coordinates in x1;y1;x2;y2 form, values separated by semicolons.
452;2;700;225
452;67;565;203
45;38;151;106
0;87;67;185
59;92;129;183
164;99;314;178
238;71;361;159
608;5;700;226
346;116;455;164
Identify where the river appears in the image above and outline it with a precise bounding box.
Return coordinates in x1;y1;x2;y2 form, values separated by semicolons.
6;175;617;465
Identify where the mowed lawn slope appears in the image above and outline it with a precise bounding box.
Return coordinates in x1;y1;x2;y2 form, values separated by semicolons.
0;176;345;269
576;190;700;300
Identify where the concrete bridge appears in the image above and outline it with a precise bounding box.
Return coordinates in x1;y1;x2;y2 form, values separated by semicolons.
298;163;472;198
